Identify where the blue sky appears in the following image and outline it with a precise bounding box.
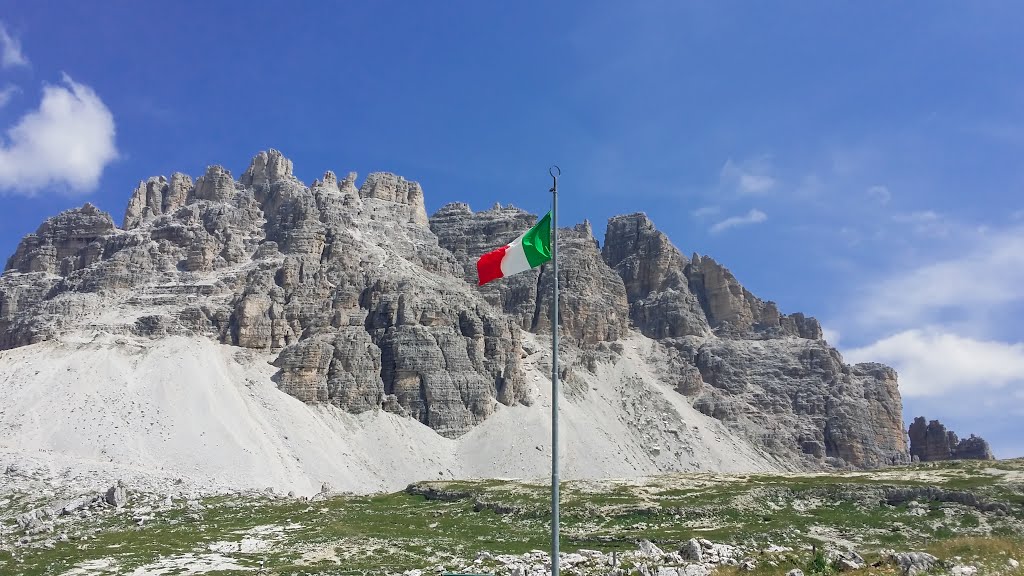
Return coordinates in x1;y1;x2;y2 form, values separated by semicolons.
1;2;1022;457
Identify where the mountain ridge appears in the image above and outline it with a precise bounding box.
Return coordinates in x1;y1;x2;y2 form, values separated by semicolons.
0;149;910;493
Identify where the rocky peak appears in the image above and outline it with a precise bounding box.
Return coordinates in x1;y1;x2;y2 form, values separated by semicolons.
123;172;195;230
359;172;429;226
432;202;473;219
193;165;238;203
686;255;822;340
240;149;294;189
908;417;994;461
573;219;594;243
337;172;360;201
312;170;339;192
602;213;710;338
5;204;117;274
602;213;684;277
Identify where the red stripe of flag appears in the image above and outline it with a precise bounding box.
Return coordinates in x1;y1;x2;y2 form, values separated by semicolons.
477;245;508;286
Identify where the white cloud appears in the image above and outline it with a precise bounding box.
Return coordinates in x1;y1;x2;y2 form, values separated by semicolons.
0;74;118;195
867;185;891;205
894;210;939;223
0;84;18;109
891;210;952;238
795;173;824;198
0;21;29;68
720;157;775;195
822;327;841;347
710;209;767;234
1012;210;1024;221
852;225;1024;329
692;205;720;218
739;173;774;194
845;328;1024;399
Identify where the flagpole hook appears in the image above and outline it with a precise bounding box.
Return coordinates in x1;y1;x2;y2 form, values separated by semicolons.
549;165;560;191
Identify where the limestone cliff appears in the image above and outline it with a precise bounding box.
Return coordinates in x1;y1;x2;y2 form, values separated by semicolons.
1;149;909;468
600;213;902;467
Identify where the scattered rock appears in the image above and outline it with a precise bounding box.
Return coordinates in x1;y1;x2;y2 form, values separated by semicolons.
827;549;865;571
16;511;38;529
889;552;940;576
62;496;91;515
637;539;664;558
105;482;127;508
681;538;703;562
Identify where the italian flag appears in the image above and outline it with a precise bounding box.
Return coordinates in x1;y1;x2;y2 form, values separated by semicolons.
476;211;552;286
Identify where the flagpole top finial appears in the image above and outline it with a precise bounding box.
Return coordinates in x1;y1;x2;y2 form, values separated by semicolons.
549;165;561;178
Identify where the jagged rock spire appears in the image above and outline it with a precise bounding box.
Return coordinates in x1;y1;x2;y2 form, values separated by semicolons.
241;149;294;189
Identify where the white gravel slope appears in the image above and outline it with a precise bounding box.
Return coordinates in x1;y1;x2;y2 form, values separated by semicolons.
0;332;778;496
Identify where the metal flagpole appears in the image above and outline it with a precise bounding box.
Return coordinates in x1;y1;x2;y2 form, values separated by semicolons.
549;165;561;576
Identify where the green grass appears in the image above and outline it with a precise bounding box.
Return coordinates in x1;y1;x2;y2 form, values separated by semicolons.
2;460;1022;575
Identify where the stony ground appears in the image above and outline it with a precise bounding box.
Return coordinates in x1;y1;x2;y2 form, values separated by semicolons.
1;459;1022;576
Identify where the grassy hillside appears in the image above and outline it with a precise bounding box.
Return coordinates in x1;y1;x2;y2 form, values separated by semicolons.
2;459;1022;575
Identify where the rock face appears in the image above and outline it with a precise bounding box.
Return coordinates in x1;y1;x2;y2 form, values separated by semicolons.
0;149;909;468
601;213;903;468
686;254;822;339
1;150;525;439
123;173;194;229
675;338;907;468
602;213;710;339
431;204;629;345
5;203;116;275
908;417;994;461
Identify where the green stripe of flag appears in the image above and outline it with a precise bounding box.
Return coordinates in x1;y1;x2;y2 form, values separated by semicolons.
521;211;552;268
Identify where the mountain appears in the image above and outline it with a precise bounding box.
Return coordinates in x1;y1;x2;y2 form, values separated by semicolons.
0;150;908;494
908;416;995;461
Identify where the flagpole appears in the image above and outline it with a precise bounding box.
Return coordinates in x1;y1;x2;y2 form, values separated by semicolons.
549;165;561;576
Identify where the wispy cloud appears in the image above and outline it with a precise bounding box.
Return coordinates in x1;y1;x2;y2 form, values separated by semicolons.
893;210;940;223
692;205;720;218
832;217;1024;456
892;210;952;238
822;326;841;347
0;21;29;69
866;185;891;205
0;74;119;195
0;84;18;109
845;328;1024;400
850;224;1024;330
710;209;767;234
837;226;862;247
720;156;775;195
